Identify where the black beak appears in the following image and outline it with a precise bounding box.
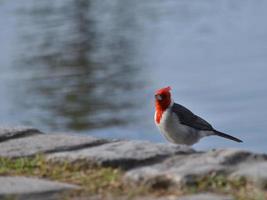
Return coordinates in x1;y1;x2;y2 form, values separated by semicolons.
155;94;162;101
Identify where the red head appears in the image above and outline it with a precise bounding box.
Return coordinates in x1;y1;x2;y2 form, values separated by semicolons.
154;86;172;123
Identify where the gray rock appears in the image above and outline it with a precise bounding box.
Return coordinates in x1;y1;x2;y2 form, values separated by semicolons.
7;191;63;200
0;176;78;195
125;149;264;187
0;133;108;158
0;126;41;142
176;193;233;200
48;140;194;169
230;161;267;188
10;193;63;200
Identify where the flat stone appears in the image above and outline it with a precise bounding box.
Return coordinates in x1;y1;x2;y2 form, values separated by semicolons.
176;193;233;200
48;140;194;169
230;161;267;188
0;133;108;158
0;126;41;142
125;149;264;187
0;176;78;195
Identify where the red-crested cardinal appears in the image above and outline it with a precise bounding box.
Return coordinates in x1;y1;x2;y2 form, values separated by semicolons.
154;86;242;145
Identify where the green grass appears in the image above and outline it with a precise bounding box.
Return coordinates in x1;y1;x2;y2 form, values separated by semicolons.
186;174;267;200
0;156;266;200
0;155;124;194
0;155;155;199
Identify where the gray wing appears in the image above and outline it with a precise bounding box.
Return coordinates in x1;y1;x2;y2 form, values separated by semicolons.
172;103;214;131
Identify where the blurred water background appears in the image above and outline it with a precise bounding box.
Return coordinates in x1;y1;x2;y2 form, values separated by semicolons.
0;0;267;152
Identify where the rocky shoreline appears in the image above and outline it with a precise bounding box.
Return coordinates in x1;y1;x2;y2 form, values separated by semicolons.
0;127;266;200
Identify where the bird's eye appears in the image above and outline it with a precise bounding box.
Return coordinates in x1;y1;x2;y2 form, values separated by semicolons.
155;94;163;101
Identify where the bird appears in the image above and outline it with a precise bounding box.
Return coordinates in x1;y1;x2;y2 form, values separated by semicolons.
154;86;242;145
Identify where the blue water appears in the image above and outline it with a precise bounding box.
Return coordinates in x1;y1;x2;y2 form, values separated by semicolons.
0;0;267;152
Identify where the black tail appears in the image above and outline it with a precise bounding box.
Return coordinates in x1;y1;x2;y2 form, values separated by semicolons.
214;130;243;143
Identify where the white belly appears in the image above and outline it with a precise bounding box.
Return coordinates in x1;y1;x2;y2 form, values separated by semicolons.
155;107;204;145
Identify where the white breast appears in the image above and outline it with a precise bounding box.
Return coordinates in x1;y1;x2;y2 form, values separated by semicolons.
155;106;202;145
